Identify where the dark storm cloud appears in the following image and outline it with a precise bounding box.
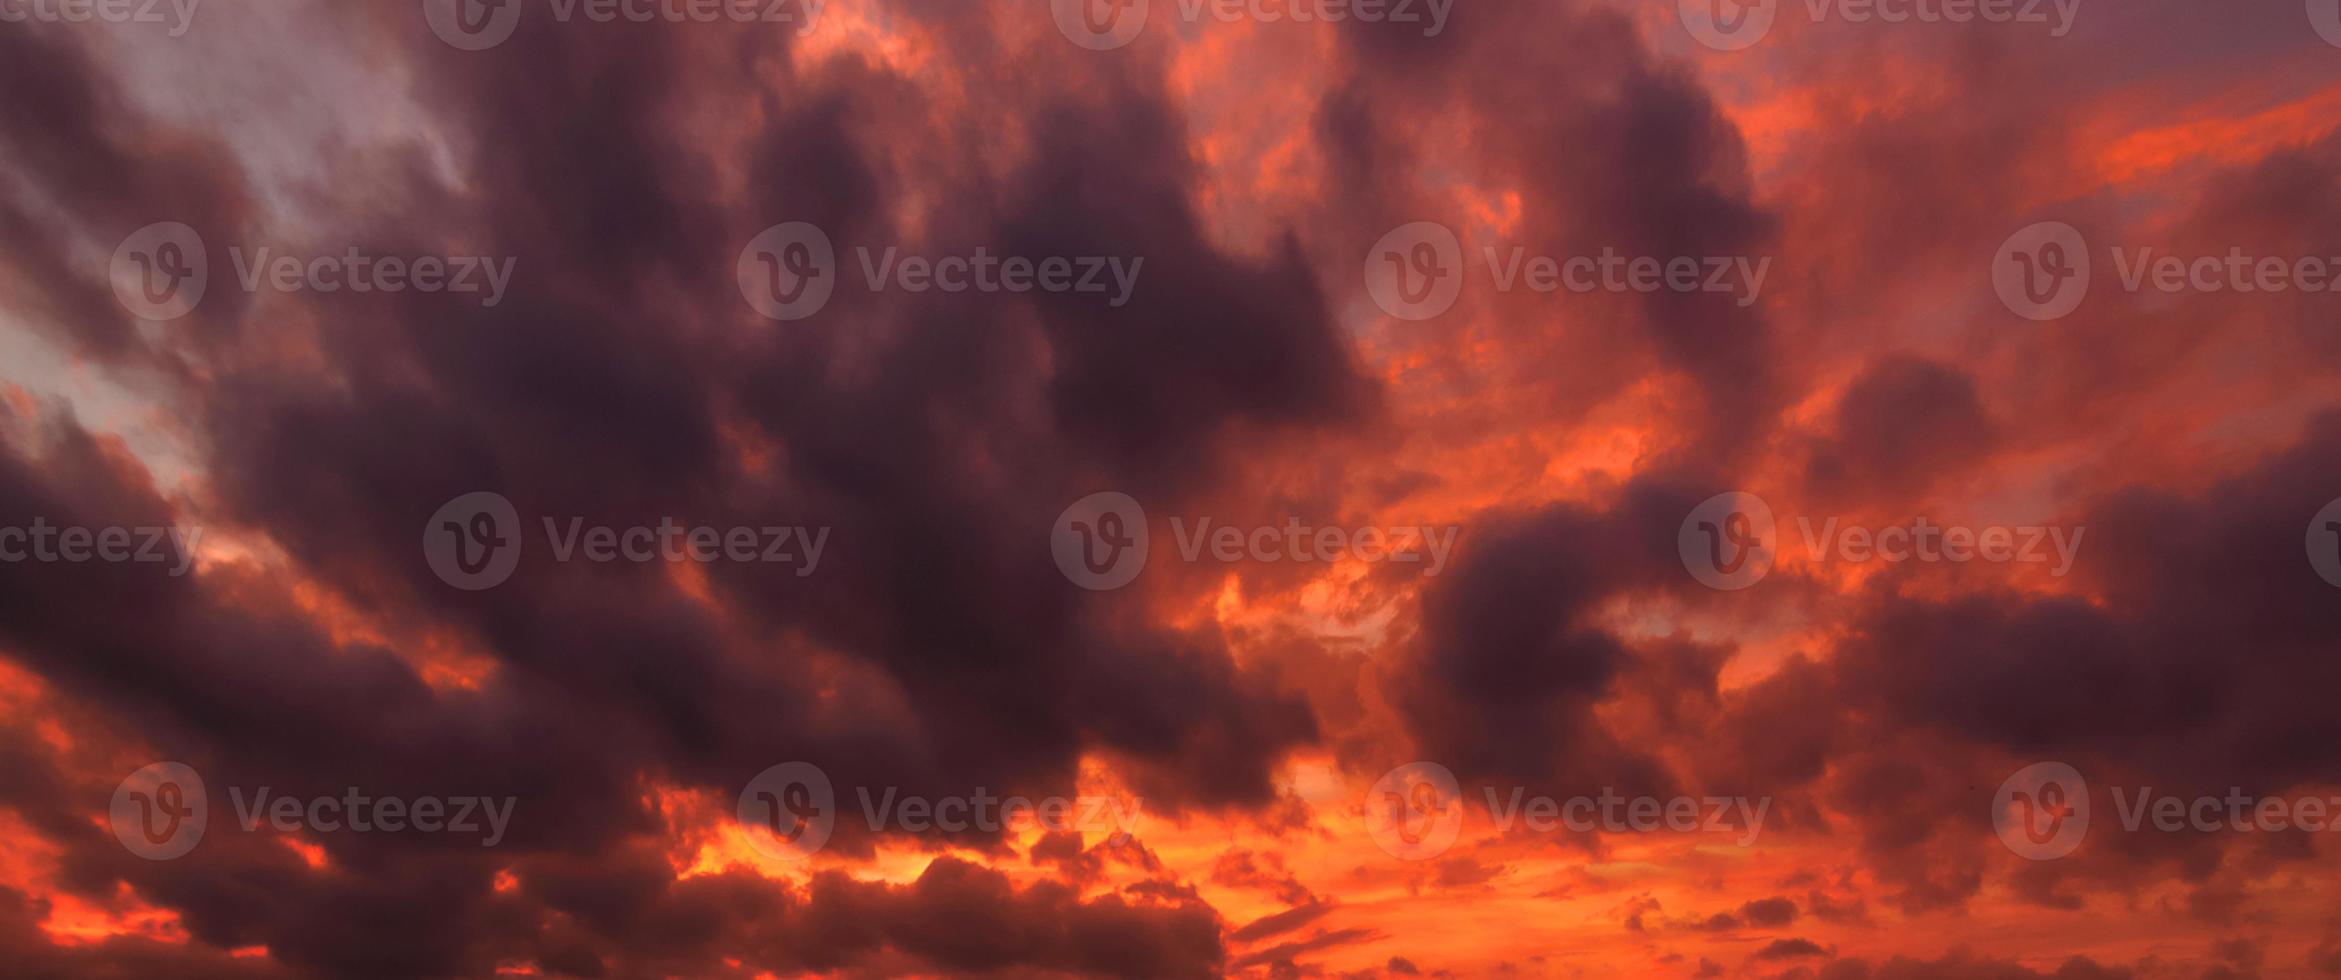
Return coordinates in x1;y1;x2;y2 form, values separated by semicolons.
3;0;2334;973
1692;410;2341;910
0;0;1367;972
1831;409;2341;784
1801;357;1998;507
1301;0;1809;808
1318;1;1783;464
1385;498;1672;797
1385;469;1769;801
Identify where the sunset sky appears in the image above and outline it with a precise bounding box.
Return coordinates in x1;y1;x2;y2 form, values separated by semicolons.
4;0;2341;977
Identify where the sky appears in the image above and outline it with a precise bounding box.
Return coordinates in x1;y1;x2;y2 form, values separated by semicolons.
2;0;2341;977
